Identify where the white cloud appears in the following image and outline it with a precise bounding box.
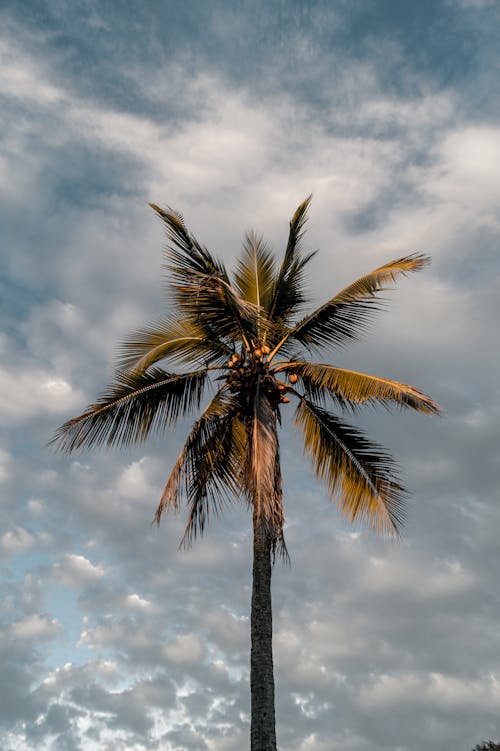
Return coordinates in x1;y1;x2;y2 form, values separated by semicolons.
0;366;85;420
52;554;105;588
11;614;61;641
424;127;500;225
359;671;500;711
117;458;156;500
0;526;36;556
27;498;46;515
0;37;62;106
360;554;475;599
204;607;247;650
163;633;204;665
125;593;152;610
77;618;156;654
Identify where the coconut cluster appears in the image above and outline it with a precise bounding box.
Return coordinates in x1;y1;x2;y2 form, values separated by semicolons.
263;375;290;407
226;352;250;394
225;344;293;407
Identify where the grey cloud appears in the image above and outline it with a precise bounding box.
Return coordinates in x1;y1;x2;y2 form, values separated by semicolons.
162;723;209;751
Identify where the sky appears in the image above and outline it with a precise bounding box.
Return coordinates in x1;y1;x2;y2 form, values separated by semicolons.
1;1;500;749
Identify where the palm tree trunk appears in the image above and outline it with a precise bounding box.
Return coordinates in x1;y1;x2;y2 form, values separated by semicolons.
250;516;277;750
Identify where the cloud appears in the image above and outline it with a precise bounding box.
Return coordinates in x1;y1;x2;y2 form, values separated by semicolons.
0;448;11;481
0;526;36;556
10;614;61;641
424;126;500;224
52;554;105;589
124;593;153;610
0;366;85;421
117;458;158;500
27;498;46;515
163;633;204;665
359;671;500;712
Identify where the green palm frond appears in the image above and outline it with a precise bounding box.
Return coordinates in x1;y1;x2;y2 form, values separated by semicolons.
117;317;231;373
295;398;406;536
268;195;317;325
279;362;441;414
278;254;429;353
50;368;208;453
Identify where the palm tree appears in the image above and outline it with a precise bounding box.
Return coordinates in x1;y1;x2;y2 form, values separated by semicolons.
52;196;440;750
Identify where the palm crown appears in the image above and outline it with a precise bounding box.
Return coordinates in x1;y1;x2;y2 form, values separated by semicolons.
52;196;440;551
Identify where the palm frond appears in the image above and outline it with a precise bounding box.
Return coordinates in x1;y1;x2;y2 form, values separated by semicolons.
270;251;317;326
277;195;313;287
234;231;276;314
268;195;316;325
180;411;247;546
150;203;224;278
154;389;233;521
284;195;312;266
160;391;247;546
151;203;262;344
117;317;231;373
279;362;441;415
50;368;207;453
282;253;429;352
173;270;261;345
244;382;284;539
295;398;406;536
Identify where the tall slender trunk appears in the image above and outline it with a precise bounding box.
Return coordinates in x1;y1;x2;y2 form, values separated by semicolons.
250;516;277;750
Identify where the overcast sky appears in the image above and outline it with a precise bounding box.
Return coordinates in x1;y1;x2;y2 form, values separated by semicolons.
1;1;500;750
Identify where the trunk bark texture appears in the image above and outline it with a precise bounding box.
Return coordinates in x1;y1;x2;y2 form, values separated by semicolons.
250;517;277;750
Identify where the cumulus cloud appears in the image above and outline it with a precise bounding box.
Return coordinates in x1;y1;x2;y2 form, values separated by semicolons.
52;554;105;588
359;671;500;712
117;458;157;500
0;526;36;556
163;633;204;665
125;593;153;610
0;366;85;420
11;614;61;641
